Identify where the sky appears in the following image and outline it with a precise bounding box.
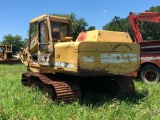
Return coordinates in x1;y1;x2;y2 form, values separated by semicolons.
0;0;159;41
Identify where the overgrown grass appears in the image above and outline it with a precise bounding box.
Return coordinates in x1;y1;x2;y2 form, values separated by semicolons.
0;64;160;120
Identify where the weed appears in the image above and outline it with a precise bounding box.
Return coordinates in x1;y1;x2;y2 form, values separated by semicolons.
0;64;160;120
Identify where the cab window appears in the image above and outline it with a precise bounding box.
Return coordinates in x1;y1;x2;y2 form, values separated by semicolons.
50;22;69;41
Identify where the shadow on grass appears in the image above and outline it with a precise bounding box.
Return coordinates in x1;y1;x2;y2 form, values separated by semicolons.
78;88;148;107
30;82;149;108
24;77;149;107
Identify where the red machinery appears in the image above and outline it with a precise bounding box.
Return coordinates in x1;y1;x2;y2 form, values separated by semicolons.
129;12;160;83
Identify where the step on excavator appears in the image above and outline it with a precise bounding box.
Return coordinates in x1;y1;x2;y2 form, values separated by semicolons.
20;14;140;102
0;44;21;64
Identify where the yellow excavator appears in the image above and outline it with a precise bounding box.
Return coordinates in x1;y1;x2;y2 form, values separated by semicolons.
0;44;20;64
20;14;140;102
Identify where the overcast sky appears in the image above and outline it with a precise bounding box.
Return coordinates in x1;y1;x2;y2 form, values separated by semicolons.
0;0;159;40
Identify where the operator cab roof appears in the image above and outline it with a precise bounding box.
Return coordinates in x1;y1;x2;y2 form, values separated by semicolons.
30;14;71;24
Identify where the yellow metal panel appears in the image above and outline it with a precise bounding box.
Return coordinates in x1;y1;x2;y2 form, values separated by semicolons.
78;42;140;75
53;41;140;75
26;40;140;76
54;42;79;72
97;30;132;42
78;42;139;52
30;34;38;54
76;30;132;43
79;52;139;74
30;14;70;24
85;30;98;42
30;14;48;23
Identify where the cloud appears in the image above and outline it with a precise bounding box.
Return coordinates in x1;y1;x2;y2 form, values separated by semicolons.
102;10;107;13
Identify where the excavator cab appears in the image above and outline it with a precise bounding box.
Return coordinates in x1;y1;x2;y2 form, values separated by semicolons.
28;14;71;66
0;44;12;60
20;14;141;102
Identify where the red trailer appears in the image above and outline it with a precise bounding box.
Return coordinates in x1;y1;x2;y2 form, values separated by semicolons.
129;12;160;83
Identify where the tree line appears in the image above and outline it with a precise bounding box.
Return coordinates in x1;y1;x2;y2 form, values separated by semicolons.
103;6;160;41
1;6;160;54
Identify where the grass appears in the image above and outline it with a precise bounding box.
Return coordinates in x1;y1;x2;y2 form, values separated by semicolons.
0;64;160;120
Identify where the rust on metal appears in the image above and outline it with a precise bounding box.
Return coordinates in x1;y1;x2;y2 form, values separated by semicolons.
21;72;81;102
22;73;135;102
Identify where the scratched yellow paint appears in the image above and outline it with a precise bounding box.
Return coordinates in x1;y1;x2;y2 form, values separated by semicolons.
78;42;140;75
53;41;140;75
21;28;140;76
54;42;79;72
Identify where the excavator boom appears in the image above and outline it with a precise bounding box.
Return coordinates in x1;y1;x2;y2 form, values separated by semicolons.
129;12;160;42
129;11;160;83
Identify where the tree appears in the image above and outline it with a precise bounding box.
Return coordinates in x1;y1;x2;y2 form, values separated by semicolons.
102;6;160;41
103;16;129;32
1;34;25;54
87;26;96;31
140;6;160;40
22;38;28;47
68;13;88;40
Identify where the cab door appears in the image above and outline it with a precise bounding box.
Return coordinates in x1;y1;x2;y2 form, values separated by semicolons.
38;19;52;66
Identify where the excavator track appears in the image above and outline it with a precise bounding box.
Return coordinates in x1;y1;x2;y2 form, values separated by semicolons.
113;75;135;94
21;72;81;102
